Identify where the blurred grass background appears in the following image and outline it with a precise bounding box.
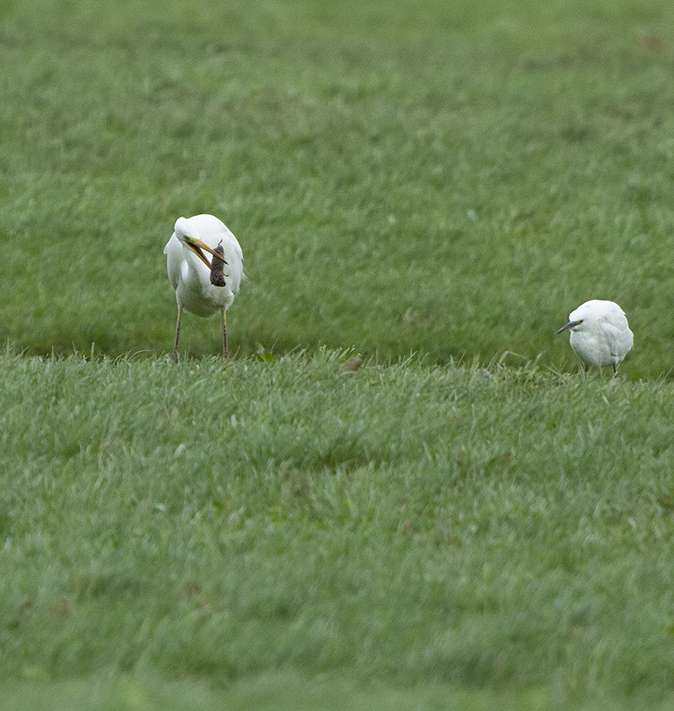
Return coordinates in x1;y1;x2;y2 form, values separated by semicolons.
1;0;673;375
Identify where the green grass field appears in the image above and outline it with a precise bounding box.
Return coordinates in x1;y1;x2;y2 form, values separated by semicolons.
4;350;674;710
2;0;674;708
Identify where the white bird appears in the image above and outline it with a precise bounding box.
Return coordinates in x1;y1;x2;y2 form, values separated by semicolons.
164;214;243;360
555;299;634;376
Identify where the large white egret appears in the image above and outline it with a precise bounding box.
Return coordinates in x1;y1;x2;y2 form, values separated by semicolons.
555;299;634;376
164;214;243;360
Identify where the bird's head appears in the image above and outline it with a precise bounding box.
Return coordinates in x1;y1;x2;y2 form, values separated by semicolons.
556;302;596;334
174;217;225;269
556;300;620;335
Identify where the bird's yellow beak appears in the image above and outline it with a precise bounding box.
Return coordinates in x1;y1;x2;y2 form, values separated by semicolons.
183;237;227;269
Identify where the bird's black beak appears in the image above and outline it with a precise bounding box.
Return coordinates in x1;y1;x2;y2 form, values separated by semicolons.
183;237;227;269
555;320;580;334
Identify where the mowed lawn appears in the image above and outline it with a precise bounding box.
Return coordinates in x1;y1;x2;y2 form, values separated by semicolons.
3;350;674;710
3;0;674;708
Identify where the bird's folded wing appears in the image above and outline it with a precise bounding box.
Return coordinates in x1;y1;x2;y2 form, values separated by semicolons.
604;323;631;357
223;239;244;295
164;235;182;291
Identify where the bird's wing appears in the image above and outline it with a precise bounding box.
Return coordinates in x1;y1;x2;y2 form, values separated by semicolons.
164;234;182;291
223;234;244;295
603;322;634;357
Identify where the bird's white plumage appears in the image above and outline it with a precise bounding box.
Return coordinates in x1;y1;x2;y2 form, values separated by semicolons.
165;214;243;317
557;299;633;373
164;214;243;358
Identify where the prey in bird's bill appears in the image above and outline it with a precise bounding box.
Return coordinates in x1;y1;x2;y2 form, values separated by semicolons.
209;243;227;287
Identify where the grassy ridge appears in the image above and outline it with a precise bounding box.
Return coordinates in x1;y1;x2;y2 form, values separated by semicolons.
1;0;674;374
0;674;549;711
2;349;674;707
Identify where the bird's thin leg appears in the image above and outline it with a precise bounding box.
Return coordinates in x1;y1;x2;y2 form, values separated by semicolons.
222;308;229;361
172;306;183;361
612;364;618;377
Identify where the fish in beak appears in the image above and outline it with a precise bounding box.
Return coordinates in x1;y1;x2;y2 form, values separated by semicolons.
555;320;581;334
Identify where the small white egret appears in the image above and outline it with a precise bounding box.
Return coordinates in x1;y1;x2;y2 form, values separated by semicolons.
555;299;634;376
164;214;243;360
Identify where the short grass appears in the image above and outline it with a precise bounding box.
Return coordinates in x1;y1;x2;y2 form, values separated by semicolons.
3;349;674;709
1;0;674;376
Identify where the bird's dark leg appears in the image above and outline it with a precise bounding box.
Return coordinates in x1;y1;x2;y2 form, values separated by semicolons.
222;308;229;360
612;364;618;377
172;306;183;361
